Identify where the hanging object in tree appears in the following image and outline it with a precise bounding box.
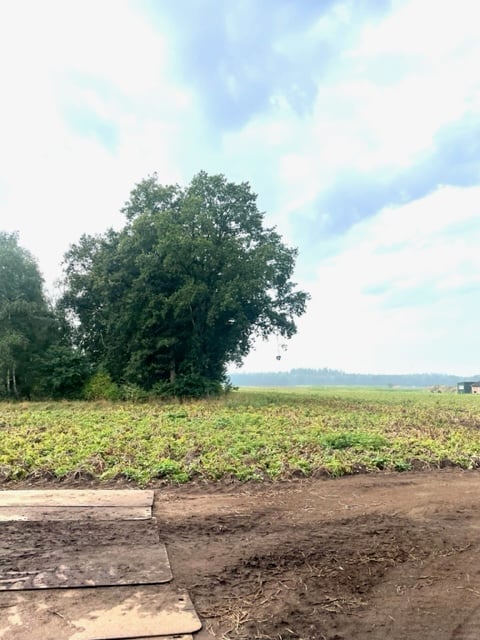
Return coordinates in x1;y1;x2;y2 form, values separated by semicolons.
275;333;287;361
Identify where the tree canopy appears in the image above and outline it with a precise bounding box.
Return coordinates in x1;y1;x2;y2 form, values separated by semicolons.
0;232;91;399
61;172;309;395
0;232;54;397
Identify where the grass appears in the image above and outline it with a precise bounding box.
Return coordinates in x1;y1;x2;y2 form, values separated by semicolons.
1;387;480;484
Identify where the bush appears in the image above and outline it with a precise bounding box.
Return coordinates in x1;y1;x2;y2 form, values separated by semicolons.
83;371;120;401
37;345;91;399
120;383;149;403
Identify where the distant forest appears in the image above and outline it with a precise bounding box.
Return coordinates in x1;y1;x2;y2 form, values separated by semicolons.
229;368;477;388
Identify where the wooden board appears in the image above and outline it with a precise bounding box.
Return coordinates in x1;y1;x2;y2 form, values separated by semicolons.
0;543;172;590
0;490;154;508
0;519;160;550
0;585;202;640
0;505;152;521
0;506;152;522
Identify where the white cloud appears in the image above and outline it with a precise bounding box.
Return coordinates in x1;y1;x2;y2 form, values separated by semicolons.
1;0;480;375
241;185;480;374
0;0;199;288
220;0;480;272
356;0;479;61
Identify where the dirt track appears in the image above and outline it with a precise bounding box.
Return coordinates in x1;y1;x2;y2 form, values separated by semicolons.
154;469;480;639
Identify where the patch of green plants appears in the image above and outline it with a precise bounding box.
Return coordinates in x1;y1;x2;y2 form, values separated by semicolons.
2;388;480;484
83;371;120;401
321;431;388;450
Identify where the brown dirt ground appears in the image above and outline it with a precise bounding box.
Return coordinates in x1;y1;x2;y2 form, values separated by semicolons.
3;469;480;639
153;469;480;640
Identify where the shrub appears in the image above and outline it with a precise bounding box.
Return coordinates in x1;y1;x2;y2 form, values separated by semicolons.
120;383;149;403
83;371;120;401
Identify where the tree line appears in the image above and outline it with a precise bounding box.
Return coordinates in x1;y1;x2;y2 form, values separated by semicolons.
230;369;473;388
0;172;308;399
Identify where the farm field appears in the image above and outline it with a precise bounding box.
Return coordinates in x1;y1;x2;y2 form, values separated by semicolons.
1;387;480;484
2;388;480;638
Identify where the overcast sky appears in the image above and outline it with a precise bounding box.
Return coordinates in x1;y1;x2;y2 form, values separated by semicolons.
1;0;479;375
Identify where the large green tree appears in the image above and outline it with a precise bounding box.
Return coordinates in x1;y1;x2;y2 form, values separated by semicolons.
62;172;309;394
0;232;54;397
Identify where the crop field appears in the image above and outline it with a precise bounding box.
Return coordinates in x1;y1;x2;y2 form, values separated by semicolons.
1;387;480;485
3;388;480;639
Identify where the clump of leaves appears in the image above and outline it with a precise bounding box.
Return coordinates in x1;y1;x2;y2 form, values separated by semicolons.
153;458;189;482
321;432;388;451
83;371;120;401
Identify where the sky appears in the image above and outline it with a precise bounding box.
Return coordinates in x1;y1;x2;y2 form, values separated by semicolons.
1;0;480;375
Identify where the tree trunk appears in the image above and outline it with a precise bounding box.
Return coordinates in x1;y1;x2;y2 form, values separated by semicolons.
12;365;17;397
6;369;10;395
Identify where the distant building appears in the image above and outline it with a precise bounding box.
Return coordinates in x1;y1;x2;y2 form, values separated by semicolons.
457;381;480;394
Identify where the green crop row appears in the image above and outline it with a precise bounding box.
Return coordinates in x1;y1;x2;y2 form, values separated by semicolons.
1;388;480;484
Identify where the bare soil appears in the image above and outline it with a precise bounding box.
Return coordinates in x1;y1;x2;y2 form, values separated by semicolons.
154;469;480;639
3;469;480;639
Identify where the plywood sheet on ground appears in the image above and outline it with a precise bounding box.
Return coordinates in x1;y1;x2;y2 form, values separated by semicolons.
0;585;202;640
0;543;172;590
0;519;160;549
0;490;154;508
0;505;152;521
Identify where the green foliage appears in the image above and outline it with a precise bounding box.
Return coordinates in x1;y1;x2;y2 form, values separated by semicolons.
2;388;480;485
153;459;189;482
0;232;89;400
152;373;223;398
83;371;120;401
394;460;411;471
120;383;149;403
61;172;308;395
0;232;56;398
37;345;91;399
321;432;388;450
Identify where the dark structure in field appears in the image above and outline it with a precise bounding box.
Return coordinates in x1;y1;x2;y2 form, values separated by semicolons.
457;381;480;394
